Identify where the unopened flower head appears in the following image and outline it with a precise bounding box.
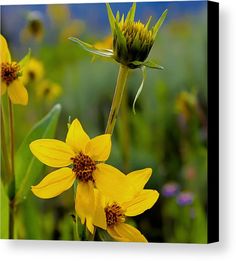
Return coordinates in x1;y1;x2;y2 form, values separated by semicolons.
107;3;168;68
69;3;167;70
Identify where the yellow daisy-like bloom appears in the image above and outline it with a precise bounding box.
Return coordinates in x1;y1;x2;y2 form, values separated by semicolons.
0;34;28;105
30;118;133;233
22;58;44;85
93;169;159;242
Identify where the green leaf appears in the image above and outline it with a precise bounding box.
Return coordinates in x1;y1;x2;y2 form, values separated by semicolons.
18;48;31;69
143;60;164;70
114;21;127;54
0;180;9;239
153;9;168;38
14;104;61;204
145;16;152;30
125;2;136;23
69;37;114;58
116;11;120;23
106;3;116;34
133;66;147;114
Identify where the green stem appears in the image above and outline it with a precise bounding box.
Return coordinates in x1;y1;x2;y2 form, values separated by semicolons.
8;98;15;178
1;103;11;183
119;86;130;171
8;98;15;239
105;64;129;135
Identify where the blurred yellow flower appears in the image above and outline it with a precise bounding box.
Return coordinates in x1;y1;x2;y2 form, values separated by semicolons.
22;58;44;85
47;4;70;25
94;35;113;50
59;20;85;43
20;11;44;43
35;79;61;103
93;169;159;242
1;34;29;105
30;119;132;233
175;91;197;120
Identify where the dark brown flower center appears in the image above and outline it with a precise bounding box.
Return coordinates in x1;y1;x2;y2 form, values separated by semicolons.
105;203;125;227
1;62;20;86
71;152;96;183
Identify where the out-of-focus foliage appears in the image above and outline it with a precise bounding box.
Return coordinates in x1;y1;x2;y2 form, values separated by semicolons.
1;2;207;243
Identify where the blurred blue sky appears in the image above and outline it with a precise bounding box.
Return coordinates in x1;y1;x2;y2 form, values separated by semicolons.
1;1;207;44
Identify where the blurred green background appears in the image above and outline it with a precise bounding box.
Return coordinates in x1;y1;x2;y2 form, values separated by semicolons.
1;1;207;243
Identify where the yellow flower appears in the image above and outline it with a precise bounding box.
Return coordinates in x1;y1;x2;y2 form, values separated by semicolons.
30;118;132;233
175;91;197;120
35;79;62;103
47;4;70;25
22;58;44;85
94;35;113;50
59;20;85;43
20;11;44;43
92;169;159;242
1;34;29;105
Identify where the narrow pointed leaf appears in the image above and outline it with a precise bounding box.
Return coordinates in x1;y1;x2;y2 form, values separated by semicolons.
15;104;61;204
143;60;164;70
145;16;152;30
126;2;136;22
106;3;116;34
133;66;147;114
69;37;114;58
153;9;168;38
115;21;127;53
116;11;120;23
18;48;31;69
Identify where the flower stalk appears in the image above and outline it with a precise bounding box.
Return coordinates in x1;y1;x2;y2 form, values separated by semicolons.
8;98;16;239
8;98;15;179
105;64;129;135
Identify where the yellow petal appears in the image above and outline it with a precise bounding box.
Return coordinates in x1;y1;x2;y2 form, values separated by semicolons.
0;34;11;63
85;134;111;161
30;139;75;167
86;217;94;234
93;163;134;203
127;168;152;194
114;223;148;242
75;181;95;231
31;168;76;199
66;119;90;153
107;226;129;242
1;82;7;96
7;79;28;105
93;189;107;230
122;189;159;216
